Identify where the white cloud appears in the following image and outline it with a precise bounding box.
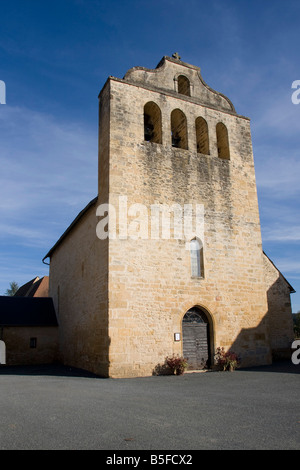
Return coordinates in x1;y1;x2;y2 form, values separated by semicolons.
272;258;300;275
0;104;98;244
0;104;99;294
252;93;300;136
262;226;300;242
253;144;300;199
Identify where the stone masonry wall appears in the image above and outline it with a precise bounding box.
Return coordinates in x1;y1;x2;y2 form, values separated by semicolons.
263;254;294;358
49;201;109;376
104;59;272;377
3;326;58;365
48;57;293;378
48;82;111;377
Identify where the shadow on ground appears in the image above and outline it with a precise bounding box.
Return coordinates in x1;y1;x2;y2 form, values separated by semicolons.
0;360;299;378
0;363;102;378
237;360;299;374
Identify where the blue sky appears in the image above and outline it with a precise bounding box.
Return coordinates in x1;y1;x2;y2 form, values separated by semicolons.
0;0;299;312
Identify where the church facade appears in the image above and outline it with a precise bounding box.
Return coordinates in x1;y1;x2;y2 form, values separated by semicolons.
43;55;294;378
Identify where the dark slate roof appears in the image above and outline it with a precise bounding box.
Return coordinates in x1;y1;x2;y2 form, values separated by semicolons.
0;296;58;327
14;277;40;297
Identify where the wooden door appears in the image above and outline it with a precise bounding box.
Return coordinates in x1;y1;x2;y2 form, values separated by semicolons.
182;308;210;370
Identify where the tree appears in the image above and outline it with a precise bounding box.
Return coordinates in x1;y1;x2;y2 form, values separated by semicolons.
5;281;19;296
293;312;300;339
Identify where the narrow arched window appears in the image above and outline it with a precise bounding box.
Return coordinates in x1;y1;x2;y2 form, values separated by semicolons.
171;109;188;149
216;122;230;159
144;101;162;144
190;238;204;278
177;75;190;96
196;117;210;155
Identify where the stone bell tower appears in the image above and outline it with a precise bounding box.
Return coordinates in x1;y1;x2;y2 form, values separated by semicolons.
97;54;273;377
47;54;294;378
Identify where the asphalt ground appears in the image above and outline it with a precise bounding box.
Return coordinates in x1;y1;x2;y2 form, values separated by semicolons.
0;361;299;452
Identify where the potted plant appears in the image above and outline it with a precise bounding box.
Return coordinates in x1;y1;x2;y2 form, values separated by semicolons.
215;347;240;371
165;354;188;375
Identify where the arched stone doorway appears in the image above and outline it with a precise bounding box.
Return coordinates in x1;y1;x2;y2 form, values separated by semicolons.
182;307;211;370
